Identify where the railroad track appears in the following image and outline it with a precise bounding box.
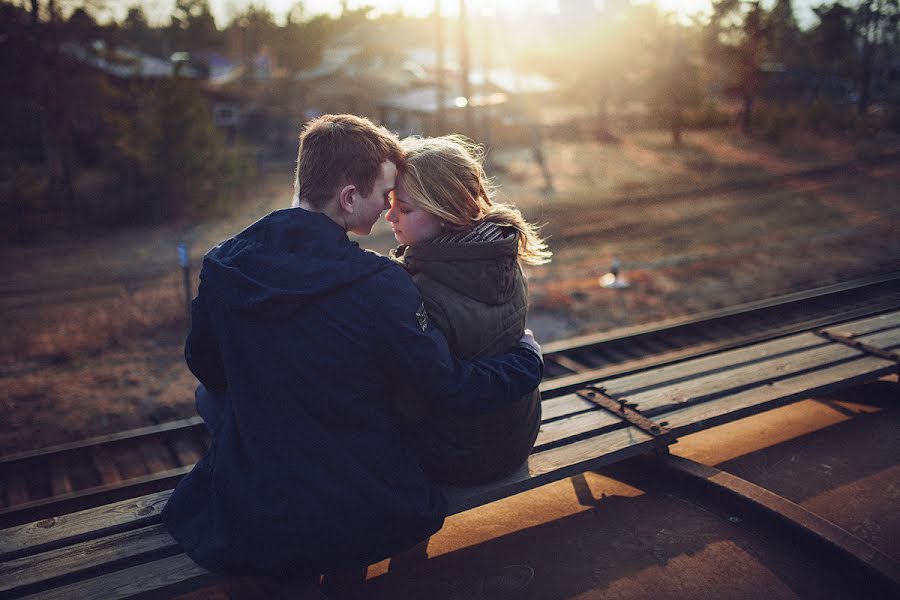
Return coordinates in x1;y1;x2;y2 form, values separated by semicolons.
2;271;899;529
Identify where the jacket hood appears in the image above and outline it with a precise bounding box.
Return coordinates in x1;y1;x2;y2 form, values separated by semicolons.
392;229;520;305
201;208;391;317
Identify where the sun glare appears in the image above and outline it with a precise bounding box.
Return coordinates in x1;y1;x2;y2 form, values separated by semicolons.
125;0;821;29
255;0;715;20
206;0;562;24
653;0;713;22
204;0;719;26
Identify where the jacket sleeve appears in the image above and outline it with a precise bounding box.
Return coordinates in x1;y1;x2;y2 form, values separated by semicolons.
376;269;543;413
184;281;227;395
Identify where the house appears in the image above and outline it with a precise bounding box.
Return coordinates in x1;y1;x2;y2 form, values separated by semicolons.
292;24;559;141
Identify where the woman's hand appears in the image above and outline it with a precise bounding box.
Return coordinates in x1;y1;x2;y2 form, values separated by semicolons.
518;329;543;364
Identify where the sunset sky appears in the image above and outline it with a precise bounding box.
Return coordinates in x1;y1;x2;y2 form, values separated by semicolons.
117;0;820;29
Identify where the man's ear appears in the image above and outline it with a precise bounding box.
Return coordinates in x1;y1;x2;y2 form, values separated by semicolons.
338;184;356;215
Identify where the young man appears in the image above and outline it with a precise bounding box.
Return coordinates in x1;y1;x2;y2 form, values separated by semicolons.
162;115;543;581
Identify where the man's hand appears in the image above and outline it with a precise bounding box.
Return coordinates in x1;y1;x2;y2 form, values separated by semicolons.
518;329;543;364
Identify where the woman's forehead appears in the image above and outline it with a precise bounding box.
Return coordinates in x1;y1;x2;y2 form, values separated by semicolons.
394;181;414;203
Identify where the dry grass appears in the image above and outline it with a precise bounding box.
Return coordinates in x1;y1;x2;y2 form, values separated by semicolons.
2;275;185;365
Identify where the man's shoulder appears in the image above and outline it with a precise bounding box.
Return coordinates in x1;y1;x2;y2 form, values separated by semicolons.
351;258;422;317
360;256;416;291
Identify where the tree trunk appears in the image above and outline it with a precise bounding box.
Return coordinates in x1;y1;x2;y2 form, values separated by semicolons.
671;100;683;145
458;0;473;138
40;31;78;217
857;40;874;116
434;0;445;133
40;109;77;216
741;95;754;134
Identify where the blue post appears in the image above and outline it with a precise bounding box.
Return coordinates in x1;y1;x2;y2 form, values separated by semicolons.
178;242;191;325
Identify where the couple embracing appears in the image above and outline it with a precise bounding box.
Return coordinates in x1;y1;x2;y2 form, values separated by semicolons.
162;114;551;591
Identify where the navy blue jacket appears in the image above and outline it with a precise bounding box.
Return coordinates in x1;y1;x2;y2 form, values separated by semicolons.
162;208;543;577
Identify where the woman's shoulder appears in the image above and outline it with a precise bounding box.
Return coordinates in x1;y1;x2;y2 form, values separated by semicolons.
431;220;516;245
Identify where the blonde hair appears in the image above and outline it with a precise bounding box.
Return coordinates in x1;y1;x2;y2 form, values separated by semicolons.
399;135;551;266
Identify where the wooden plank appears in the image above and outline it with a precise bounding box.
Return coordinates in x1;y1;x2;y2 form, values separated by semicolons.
632;336;672;355
0;466;191;531
0;524;178;596
617;342;863;411
5;474;31;506
857;327;900;352
18;553;220;600
657;454;900;589
599;346;631;364
543;307;900;397
580;348;613;366
600;332;827;399
535;409;623;450
137;441;172;475
540;394;596;421
0;490;171;562
657;355;896;437
549;354;590;373
113;445;148;481
48;459;72;498
169;437;202;468
821;310;900;338
91;446;123;486
445;426;661;515
66;452;98;491
540;337;772;396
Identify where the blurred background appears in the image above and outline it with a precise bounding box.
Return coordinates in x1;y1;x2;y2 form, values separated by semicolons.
2;0;898;234
1;0;899;452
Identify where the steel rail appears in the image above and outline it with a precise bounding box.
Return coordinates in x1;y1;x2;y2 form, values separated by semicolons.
653;453;900;593
594;452;900;597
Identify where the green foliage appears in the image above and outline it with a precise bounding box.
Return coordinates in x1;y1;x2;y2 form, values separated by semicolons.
852;104;900;138
769;0;802;63
222;3;364;72
646;18;704;144
811;2;856;76
752;103;801;141
168;0;222;53
802;97;854;131
687;101;733;129
7;0;900;241
884;105;900;133
0;157;48;242
110;79;252;223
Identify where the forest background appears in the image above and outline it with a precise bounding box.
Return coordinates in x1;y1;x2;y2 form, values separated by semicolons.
2;0;898;237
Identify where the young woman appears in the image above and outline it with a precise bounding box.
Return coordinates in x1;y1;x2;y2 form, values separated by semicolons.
385;134;552;485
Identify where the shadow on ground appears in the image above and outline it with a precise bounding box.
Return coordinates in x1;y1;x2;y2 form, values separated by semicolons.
331;381;899;599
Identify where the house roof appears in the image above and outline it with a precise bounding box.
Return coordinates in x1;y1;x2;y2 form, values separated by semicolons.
380;86;507;114
61;42;200;79
469;68;557;94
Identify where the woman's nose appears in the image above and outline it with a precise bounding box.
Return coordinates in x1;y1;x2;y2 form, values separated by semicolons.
384;207;396;222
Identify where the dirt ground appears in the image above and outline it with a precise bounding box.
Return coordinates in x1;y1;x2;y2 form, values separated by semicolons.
2;128;899;456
